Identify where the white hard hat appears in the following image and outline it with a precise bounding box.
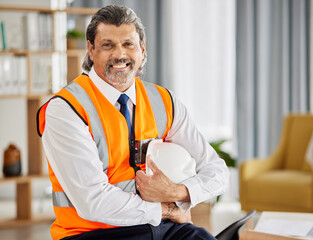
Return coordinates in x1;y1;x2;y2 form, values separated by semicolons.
145;139;196;184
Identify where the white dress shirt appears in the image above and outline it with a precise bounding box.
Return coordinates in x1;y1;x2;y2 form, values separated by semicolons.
42;67;229;227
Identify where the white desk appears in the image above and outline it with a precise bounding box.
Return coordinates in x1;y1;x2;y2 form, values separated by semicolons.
240;211;313;240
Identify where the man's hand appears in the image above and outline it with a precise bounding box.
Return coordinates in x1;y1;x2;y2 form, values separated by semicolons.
135;156;190;203
161;202;192;224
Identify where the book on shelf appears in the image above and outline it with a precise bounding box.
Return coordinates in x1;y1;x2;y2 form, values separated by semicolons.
17;56;28;95
0;21;6;50
30;53;67;95
31;54;52;94
52;52;67;93
1;55;13;94
0;55;27;95
0;12;26;50
54;11;67;51
23;12;52;51
38;13;53;50
50;0;67;10
0;53;66;96
0;55;5;95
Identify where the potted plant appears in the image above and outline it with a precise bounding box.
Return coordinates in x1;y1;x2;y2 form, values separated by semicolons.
210;139;236;168
210;139;236;202
191;140;236;231
66;29;85;49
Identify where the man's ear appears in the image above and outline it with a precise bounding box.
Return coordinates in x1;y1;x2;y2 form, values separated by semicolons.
87;40;94;61
141;40;146;59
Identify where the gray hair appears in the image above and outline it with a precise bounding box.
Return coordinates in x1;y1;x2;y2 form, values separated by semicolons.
82;5;147;78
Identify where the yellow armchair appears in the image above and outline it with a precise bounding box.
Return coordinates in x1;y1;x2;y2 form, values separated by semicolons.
240;114;313;213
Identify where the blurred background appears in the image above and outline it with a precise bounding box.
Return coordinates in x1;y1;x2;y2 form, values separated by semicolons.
0;0;311;238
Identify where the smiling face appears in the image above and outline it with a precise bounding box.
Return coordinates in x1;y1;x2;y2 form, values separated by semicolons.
87;22;145;92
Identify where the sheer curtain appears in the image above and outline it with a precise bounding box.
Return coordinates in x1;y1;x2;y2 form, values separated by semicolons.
236;0;311;162
161;0;236;144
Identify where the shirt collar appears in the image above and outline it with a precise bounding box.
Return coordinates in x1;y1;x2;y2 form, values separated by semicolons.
88;67;136;106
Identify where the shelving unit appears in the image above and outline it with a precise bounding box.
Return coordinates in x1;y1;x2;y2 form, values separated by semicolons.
0;174;52;229
67;49;86;83
0;5;97;228
65;7;97;84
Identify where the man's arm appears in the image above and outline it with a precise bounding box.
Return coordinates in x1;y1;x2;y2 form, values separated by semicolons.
136;92;229;213
166;93;229;209
43;98;162;226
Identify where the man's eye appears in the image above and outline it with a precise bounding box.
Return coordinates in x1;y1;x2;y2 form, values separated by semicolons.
103;43;112;48
124;42;134;47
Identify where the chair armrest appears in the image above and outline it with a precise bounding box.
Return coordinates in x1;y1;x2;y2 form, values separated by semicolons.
239;157;278;181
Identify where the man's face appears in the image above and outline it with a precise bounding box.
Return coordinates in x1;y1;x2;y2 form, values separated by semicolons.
88;22;145;92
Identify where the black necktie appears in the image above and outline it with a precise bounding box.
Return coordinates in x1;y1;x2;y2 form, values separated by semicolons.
118;94;132;138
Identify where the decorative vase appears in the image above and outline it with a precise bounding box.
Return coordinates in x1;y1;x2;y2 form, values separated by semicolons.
3;144;21;177
67;38;78;49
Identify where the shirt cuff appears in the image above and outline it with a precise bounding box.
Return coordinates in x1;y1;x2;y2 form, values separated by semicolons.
175;177;202;210
143;201;162;226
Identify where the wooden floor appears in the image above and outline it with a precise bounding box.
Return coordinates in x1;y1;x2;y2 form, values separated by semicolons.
0;222;52;240
0;198;54;240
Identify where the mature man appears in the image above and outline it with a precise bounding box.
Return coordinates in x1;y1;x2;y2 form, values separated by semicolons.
37;5;228;240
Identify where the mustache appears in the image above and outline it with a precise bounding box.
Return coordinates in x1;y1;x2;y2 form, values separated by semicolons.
107;58;134;65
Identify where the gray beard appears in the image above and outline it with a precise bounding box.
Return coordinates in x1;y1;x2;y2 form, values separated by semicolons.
106;67;134;86
105;59;135;87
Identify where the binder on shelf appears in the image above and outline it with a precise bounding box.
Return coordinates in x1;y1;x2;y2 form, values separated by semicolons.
11;56;19;94
23;13;52;51
38;14;45;50
0;21;6;50
0;12;26;50
38;13;52;50
52;52;67;93
0;54;27;96
17;56;27;95
31;54;52;94
0;56;4;95
54;12;67;51
23;13;40;51
50;0;67;10
2;55;13;94
46;14;53;50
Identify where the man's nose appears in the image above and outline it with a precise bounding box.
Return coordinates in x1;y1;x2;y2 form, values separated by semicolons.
112;45;126;59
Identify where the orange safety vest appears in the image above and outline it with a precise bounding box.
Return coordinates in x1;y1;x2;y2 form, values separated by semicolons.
37;74;174;240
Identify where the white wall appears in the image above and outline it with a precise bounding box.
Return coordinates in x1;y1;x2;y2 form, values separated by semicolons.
0;99;27;178
0;99;28;198
0;99;51;199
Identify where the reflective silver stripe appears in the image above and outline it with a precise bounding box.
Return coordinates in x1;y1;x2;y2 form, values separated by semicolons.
52;180;135;208
142;81;168;138
61;80;168;196
65;82;109;172
114;179;136;194
53;191;73;207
